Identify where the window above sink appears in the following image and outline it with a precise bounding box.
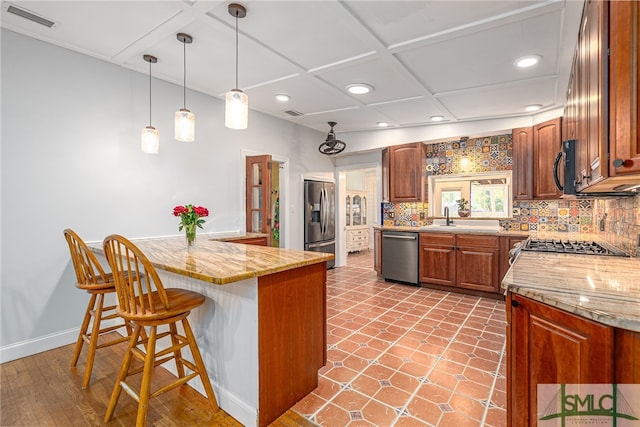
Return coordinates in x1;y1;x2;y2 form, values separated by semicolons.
428;171;513;219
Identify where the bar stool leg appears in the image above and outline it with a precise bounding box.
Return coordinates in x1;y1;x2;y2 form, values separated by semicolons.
182;318;219;412
137;326;157;427
82;293;105;389
105;324;142;423
71;294;96;368
169;323;186;378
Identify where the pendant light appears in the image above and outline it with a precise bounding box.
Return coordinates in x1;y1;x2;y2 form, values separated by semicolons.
141;54;159;154
175;33;195;142
225;3;248;130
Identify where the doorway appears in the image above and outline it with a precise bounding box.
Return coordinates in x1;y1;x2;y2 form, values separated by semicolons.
336;165;380;267
245;153;287;248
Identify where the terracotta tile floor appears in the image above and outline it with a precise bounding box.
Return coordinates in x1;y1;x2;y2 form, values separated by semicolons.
293;250;507;426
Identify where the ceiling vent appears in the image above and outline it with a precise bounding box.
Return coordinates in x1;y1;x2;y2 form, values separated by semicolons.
283;110;303;117
6;4;55;28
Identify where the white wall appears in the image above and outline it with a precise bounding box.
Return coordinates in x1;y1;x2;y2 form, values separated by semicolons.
0;29;334;352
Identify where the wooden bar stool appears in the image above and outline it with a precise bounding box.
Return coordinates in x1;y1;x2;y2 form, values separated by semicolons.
64;228;133;389
102;234;218;426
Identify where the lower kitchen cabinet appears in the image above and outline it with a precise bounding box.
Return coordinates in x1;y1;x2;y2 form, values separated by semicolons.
419;233;500;293
419;233;455;286
346;225;370;253
373;228;382;275
506;293;616;427
226;236;268;246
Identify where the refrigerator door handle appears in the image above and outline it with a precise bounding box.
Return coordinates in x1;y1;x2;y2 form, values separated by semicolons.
320;187;326;236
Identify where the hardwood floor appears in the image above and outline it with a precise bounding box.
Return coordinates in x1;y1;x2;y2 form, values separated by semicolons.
0;335;317;426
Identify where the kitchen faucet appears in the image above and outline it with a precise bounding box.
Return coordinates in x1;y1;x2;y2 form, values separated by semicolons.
444;207;453;226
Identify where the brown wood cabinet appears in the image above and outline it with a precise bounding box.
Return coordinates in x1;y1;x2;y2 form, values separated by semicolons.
373;228;382;275
381;148;389;203
512;126;533;200
419;233;456;287
609;0;640;177
506;292;614;427
512;118;562;200
564;0;640;192
388;142;426;202
533;117;563;199
419;233;500;293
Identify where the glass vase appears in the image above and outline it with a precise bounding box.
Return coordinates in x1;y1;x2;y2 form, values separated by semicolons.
185;222;197;249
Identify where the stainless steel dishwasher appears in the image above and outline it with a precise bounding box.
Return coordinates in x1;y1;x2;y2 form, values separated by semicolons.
381;231;419;286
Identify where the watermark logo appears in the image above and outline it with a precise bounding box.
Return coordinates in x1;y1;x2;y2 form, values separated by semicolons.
538;384;640;426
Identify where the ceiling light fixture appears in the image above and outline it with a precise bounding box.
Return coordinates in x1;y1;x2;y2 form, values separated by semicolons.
175;33;195;142
346;83;373;95
377;122;389;127
514;54;542;68
225;3;248;130
525;104;543;112
319;122;346;155
141;54;159;154
275;94;290;102
430;115;444;122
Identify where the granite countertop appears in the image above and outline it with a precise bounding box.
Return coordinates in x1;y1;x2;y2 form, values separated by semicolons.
502;251;640;332
373;224;529;237
89;234;333;285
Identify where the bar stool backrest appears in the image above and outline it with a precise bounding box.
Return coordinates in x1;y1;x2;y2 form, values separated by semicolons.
103;234;171;320
64;228;110;289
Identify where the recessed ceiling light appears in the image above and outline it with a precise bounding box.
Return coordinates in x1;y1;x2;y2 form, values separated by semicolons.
377;122;389;127
525;104;543;112
430;115;444;122
346;84;373;95
275;94;290;102
514;55;542;68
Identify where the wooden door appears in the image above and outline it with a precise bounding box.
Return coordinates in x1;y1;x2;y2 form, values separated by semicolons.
419;233;455;286
389;142;424;202
609;0;640;176
246;155;272;243
533;117;562;199
512;126;533;200
507;293;613;427
455;234;499;292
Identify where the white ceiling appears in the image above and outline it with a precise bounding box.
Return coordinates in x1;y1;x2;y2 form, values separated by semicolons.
1;0;585;134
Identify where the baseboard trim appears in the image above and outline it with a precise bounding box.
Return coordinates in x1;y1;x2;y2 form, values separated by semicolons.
0;319;123;364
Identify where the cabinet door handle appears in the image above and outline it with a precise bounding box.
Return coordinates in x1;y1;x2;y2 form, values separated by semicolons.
511;300;521;308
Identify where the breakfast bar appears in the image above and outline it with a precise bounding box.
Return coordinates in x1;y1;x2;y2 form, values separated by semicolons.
90;234;333;427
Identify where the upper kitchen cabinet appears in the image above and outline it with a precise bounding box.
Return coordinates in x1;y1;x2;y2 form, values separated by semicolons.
609;0;640;177
512;126;534;200
513;118;562;200
387;142;427;202
533;118;563;199
564;0;640;192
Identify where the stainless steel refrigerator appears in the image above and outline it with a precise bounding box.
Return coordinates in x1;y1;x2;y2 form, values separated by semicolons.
304;180;335;269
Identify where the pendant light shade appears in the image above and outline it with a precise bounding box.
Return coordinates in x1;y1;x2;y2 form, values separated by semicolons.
225;89;248;129
141;54;159;154
225;3;248;130
175;33;195;142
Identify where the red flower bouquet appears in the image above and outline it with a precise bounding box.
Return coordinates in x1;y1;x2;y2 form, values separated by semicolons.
173;204;209;247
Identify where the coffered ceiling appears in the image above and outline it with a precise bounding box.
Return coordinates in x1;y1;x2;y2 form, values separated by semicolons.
1;0;585;133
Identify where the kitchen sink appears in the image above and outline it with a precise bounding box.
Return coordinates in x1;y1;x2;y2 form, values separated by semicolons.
421;219;502;233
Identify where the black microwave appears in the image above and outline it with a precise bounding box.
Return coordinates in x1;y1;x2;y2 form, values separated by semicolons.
553;139;638;196
553;139;577;195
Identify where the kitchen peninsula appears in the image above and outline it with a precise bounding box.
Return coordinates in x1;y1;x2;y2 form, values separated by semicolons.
89;233;333;427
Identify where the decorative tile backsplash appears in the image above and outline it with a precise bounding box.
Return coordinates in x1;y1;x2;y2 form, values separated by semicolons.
424;134;512;176
592;194;640;255
380;132;640;256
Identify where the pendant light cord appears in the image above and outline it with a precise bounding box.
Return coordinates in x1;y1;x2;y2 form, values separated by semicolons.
183;39;187;109
148;59;152;126
235;10;239;89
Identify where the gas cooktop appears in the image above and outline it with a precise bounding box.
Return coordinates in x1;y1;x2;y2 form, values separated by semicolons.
522;238;629;257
